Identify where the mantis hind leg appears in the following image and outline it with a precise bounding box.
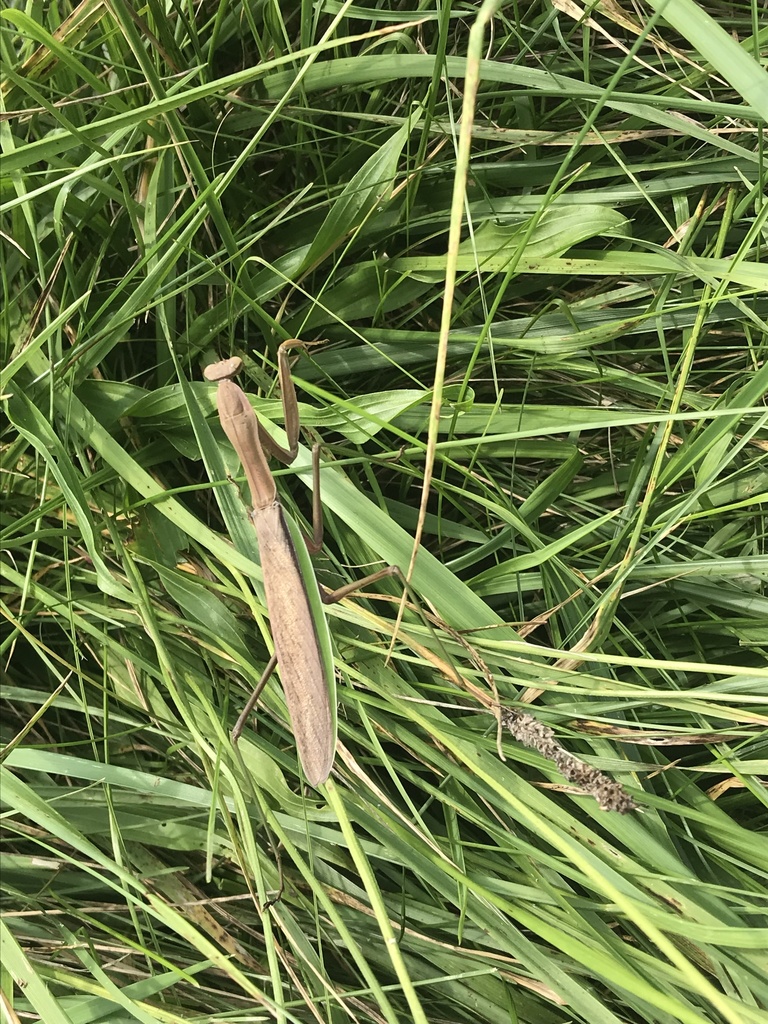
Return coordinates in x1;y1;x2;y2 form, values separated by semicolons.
320;565;401;605
231;652;278;744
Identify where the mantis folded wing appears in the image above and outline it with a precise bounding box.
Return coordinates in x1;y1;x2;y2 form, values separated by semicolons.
206;342;396;787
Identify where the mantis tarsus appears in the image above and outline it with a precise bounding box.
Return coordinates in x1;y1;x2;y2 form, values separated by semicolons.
206;341;398;787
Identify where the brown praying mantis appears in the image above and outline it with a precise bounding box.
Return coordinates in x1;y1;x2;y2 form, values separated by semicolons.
205;341;398;787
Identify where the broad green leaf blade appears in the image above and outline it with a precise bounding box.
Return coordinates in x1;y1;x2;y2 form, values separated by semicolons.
301;114;415;271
